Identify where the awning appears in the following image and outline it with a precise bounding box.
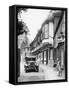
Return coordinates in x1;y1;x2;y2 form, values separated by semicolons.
31;42;53;55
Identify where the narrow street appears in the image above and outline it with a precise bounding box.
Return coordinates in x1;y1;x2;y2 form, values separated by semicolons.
17;10;66;83
18;64;65;82
18;72;45;82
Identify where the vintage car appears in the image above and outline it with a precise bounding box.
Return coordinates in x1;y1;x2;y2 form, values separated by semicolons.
24;56;39;72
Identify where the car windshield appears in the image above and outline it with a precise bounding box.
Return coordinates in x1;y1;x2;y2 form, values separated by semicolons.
25;57;36;64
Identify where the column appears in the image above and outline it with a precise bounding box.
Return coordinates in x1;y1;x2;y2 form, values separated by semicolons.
61;47;64;68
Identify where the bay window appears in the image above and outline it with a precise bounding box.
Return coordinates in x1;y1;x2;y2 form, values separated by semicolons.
42;23;49;39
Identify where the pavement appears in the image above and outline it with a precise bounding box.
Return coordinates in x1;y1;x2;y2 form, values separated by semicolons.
18;72;45;82
18;64;65;82
39;64;65;80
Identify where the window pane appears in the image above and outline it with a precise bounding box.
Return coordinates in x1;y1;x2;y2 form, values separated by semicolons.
45;24;49;38
42;26;45;39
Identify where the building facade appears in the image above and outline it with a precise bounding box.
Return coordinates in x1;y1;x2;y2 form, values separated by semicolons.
53;11;65;70
18;25;30;76
30;10;65;70
30;14;54;66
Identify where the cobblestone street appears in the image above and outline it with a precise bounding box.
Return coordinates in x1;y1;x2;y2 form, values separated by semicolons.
18;72;45;82
18;64;65;82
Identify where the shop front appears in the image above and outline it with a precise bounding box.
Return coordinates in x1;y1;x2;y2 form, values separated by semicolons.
32;44;53;65
58;42;65;68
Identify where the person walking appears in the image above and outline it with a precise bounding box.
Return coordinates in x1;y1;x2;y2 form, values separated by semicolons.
57;59;62;77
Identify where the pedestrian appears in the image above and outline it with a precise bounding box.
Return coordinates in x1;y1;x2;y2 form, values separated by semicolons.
57;59;62;77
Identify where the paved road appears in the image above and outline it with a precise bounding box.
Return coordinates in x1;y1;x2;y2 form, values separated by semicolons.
39;64;65;80
18;72;45;82
18;64;65;82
